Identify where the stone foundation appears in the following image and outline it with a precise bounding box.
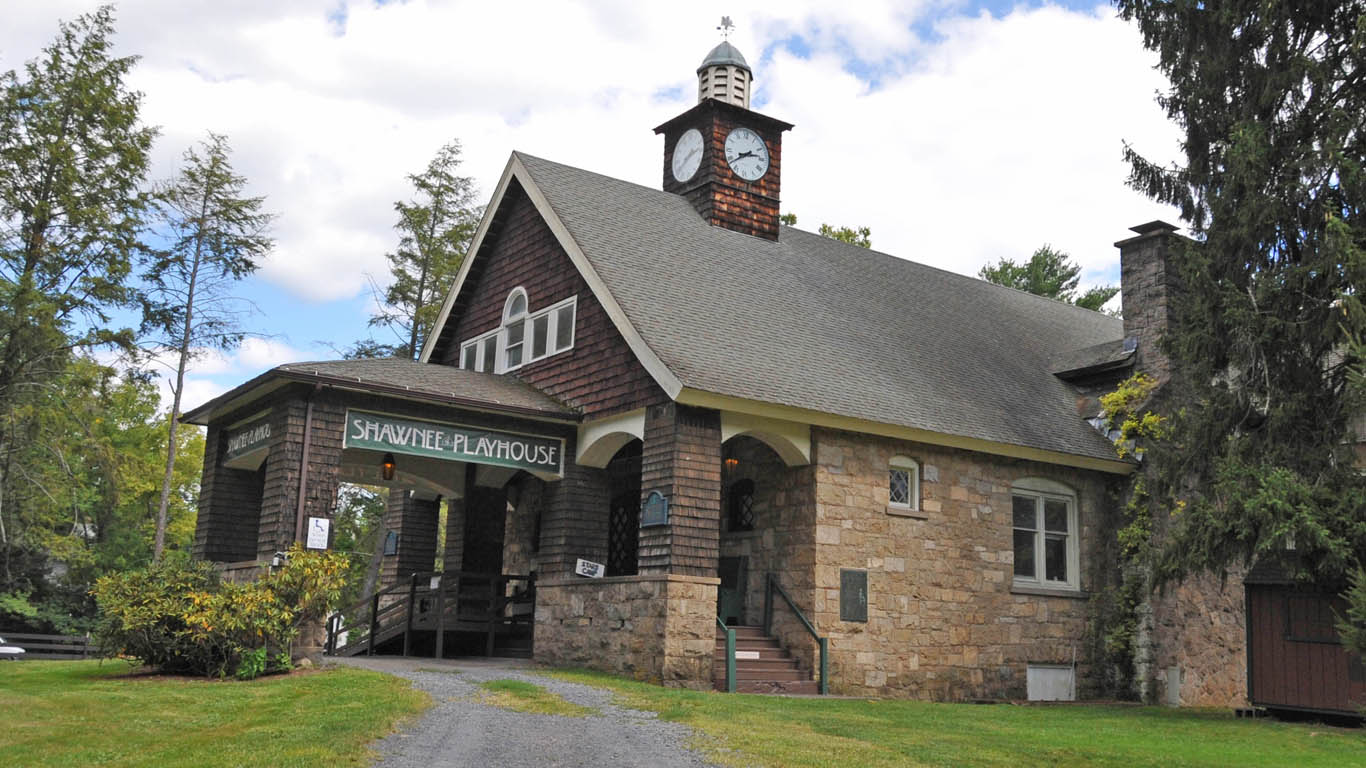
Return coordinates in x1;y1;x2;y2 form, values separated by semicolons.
535;574;719;688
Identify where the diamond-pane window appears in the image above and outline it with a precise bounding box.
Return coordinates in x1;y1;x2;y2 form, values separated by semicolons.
727;479;755;531
889;469;910;506
888;456;919;512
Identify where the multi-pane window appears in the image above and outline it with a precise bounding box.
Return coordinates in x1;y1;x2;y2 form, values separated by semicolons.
1011;479;1078;590
888;456;919;512
459;290;577;373
727;479;755;532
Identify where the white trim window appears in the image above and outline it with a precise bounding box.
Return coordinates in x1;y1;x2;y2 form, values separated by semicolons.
459;290;577;373
888;455;919;512
1011;478;1079;591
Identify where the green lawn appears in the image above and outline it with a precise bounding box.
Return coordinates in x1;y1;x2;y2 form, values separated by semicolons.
0;660;429;768
551;669;1366;768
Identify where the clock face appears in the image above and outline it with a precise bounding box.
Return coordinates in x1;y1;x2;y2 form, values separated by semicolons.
724;126;769;181
671;128;704;183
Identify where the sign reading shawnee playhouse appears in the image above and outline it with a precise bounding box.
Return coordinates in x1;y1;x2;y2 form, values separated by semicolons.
344;410;564;476
224;416;271;466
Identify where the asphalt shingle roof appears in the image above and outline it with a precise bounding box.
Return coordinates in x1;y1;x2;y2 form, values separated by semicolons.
515;152;1125;463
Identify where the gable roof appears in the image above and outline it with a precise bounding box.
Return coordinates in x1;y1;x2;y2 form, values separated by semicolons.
425;152;1130;471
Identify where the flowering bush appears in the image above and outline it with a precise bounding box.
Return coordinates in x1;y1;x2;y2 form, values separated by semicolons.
94;545;349;678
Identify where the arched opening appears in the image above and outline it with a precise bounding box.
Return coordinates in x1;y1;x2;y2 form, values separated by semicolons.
718;435;797;625
605;439;642;577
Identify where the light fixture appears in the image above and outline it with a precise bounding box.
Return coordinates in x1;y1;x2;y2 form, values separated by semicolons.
381;452;396;481
724;456;739;475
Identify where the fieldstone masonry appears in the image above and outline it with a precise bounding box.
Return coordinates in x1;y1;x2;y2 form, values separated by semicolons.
810;428;1113;699
535;574;719;689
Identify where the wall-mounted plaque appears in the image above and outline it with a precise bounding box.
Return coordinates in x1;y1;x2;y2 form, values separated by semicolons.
840;568;868;622
641;490;669;527
383;530;399;556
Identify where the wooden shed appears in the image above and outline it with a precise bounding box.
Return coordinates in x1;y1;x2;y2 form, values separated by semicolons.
1245;565;1365;717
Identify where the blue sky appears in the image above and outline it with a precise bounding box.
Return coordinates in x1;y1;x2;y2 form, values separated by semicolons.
3;1;1180;410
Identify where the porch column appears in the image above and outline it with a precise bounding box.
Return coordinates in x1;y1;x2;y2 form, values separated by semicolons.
381;490;440;588
538;435;612;579
639;403;723;576
257;391;347;560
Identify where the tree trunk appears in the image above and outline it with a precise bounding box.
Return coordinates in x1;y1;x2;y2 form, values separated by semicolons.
152;200;206;562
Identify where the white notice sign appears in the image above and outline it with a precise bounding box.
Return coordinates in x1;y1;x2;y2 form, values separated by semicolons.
306;517;330;550
575;558;605;578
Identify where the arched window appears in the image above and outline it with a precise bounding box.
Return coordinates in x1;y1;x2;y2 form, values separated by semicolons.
888;455;919;513
1011;477;1079;591
459;290;577;373
501;288;529;369
727;478;755;532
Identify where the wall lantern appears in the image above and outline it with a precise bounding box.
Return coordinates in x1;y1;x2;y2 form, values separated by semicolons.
724;457;739;474
381;452;397;481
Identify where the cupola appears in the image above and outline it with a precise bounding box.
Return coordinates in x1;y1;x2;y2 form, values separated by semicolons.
655;33;792;241
697;41;752;108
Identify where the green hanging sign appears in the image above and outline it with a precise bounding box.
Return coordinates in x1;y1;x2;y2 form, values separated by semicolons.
224;415;271;467
343;410;564;476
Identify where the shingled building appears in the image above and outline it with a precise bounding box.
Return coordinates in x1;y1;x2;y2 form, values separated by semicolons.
187;42;1241;702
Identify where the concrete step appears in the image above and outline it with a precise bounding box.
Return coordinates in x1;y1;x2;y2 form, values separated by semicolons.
720;667;807;682
727;679;821;695
715;639;784;652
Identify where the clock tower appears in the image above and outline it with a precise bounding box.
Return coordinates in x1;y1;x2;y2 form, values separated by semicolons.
653;41;793;241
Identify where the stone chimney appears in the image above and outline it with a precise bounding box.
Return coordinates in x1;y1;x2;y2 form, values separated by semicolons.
1116;220;1184;384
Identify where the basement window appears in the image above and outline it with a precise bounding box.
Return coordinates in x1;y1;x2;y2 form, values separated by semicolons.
459;291;577;373
1011;478;1079;592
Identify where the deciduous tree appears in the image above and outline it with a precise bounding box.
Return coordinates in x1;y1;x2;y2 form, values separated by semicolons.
978;245;1118;311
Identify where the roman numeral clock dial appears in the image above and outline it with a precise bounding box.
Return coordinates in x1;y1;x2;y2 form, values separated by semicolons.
724;126;769;181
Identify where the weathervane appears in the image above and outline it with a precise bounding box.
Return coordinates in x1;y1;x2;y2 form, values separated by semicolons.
717;16;735;40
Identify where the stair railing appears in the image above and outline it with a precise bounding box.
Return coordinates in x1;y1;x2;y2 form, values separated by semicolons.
324;579;413;656
716;616;736;693
762;572;829;695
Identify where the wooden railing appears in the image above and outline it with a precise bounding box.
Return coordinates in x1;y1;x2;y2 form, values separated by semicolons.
326;570;534;658
762;573;828;695
3;632;93;660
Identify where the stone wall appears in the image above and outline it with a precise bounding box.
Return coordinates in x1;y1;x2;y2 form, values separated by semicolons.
810;428;1117;700
1147;571;1248;706
502;475;546;578
535;573;719;688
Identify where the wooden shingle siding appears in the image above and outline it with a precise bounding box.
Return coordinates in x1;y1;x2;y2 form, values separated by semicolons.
382;492;439;585
538;442;612;578
192;423;264;562
441;182;667;417
640;404;722;576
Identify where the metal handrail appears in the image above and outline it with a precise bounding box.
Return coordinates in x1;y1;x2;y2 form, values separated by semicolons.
716;616;736;693
763;573;829;695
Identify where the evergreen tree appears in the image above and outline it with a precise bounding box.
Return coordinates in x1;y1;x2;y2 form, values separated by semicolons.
140;133;273;561
359;140;482;359
0;5;154;583
1115;2;1366;588
978;245;1119;311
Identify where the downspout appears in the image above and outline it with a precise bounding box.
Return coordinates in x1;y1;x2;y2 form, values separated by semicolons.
293;386;319;546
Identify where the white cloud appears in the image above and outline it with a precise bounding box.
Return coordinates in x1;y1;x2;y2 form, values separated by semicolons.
3;0;1181;310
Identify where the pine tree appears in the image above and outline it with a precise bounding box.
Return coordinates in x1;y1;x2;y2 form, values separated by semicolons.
361;140;482;360
1116;2;1366;586
141;133;273;561
978;245;1118;311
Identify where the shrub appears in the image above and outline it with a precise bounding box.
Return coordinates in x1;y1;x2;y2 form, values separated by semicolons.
93;545;349;678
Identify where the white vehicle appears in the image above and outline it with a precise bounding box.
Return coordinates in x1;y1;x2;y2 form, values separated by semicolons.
0;637;25;660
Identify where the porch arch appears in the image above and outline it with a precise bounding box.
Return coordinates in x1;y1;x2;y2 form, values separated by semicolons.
720;411;810;466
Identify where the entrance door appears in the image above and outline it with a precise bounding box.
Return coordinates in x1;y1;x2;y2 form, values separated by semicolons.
717;556;747;625
462;484;507;574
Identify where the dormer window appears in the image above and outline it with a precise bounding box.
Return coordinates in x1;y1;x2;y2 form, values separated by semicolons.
459;291;577;373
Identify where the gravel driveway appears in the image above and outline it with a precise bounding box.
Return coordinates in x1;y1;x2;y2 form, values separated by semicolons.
333;656;720;768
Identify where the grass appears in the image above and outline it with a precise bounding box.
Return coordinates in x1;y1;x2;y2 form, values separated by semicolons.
549;668;1366;768
477;678;596;717
0;660;429;768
